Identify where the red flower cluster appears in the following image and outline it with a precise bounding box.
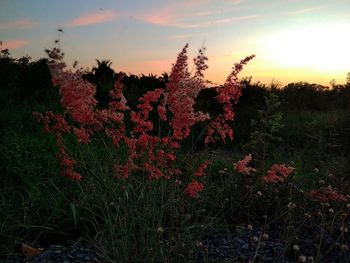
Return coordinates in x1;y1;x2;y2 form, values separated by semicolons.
233;154;256;175
35;44;253;198
205;55;255;144
307;186;347;202
194;160;211;177
184;180;204;198
165;45;210;140
262;164;295;183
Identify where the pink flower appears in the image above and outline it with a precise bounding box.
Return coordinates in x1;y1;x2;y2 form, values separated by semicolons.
262;164;295;183
36;44;254;186
57;142;81;181
307;186;347;202
205;55;255;144
157;105;167;121
184;180;204;198
113;164;129;180
73;127;90;144
165;44;210;140
195;160;210;177
233;154;256;175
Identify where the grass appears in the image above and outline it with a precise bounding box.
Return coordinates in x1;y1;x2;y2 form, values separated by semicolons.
1;117;349;262
1;73;350;261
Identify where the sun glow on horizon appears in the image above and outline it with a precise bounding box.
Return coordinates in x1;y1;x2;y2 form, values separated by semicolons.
262;23;350;73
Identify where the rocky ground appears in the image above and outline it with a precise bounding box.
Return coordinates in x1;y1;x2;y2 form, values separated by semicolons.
3;220;350;262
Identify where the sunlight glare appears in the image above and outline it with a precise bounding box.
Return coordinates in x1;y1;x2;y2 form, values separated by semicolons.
263;24;350;72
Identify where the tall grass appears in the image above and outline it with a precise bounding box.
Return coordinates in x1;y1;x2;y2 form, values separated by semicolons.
1;47;350;262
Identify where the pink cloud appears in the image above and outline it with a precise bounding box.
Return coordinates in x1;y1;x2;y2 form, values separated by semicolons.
1;39;28;49
0;18;37;29
143;13;258;28
140;7;176;26
67;10;117;27
139;1;255;28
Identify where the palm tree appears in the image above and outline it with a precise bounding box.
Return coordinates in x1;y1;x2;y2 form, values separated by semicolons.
92;59;115;81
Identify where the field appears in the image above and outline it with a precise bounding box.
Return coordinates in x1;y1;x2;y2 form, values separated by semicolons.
1;46;350;262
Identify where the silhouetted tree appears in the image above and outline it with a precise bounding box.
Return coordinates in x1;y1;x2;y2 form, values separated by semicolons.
93;59;115;81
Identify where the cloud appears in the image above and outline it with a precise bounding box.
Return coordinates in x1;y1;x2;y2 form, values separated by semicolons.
67;10;117;27
212;15;258;25
288;5;329;15
1;39;28;49
141;7;175;26
166;32;209;40
140;4;257;29
225;0;245;5
0;18;37;29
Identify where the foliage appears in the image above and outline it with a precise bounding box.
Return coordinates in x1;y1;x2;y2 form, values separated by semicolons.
1;39;350;262
243;92;284;168
33;43;254;195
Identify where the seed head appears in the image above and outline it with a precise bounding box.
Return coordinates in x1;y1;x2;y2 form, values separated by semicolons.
298;255;306;262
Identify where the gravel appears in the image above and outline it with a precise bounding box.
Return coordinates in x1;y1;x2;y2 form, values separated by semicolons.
2;245;103;263
3;220;350;262
195;220;350;262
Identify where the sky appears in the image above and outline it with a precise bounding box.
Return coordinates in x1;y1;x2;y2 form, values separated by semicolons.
1;0;350;86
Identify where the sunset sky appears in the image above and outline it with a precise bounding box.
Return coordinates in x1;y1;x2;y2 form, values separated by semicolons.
1;0;350;86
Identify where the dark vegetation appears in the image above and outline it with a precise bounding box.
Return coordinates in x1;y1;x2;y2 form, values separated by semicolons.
1;48;350;261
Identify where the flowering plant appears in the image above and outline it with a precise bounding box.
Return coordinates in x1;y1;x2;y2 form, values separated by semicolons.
34;43;254;197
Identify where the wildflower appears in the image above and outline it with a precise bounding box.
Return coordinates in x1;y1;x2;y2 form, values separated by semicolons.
328;208;334;213
195;160;210;177
184;180;204;198
166;44;210;141
256;191;263;197
157;105;167;121
113;164;129;180
298;255;306;262
36;44;254;191
219;168;228;174
340;226;348;232
205;55;255;144
347;203;350;209
196;241;204;247
252;236;258;242
304;212;312;219
293;244;300;251
307;186;347;202
233;154;256;175
288;202;296;209
262;233;269;240
314;168;319;173
157;227;164;233
247;224;253;231
262;164;295;183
